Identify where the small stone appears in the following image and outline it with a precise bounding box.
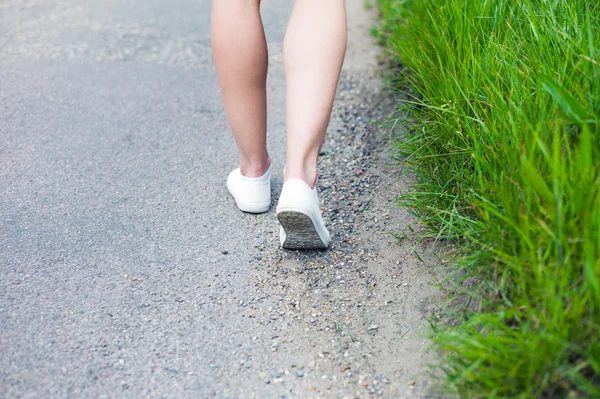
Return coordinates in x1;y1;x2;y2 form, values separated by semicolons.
368;325;379;331
273;377;284;384
296;371;304;378
221;250;228;255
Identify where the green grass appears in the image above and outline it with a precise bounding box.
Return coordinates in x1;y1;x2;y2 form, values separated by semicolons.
374;0;600;397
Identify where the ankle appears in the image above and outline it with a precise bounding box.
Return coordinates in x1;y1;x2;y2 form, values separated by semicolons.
240;155;271;178
284;164;317;189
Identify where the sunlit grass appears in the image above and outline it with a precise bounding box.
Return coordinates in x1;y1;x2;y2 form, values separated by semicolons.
375;0;600;397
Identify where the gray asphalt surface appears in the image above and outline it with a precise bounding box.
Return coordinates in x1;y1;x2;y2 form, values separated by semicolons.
1;1;442;398
1;1;294;397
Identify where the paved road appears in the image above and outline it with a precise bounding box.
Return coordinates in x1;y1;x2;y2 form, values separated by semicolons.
0;1;296;397
1;1;439;398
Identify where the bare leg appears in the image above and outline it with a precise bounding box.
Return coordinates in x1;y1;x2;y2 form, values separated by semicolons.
211;0;270;177
283;0;347;188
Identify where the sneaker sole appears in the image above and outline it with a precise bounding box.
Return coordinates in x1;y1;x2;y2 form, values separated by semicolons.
277;210;328;249
234;200;270;214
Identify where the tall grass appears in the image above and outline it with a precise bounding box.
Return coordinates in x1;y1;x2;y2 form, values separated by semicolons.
375;0;600;397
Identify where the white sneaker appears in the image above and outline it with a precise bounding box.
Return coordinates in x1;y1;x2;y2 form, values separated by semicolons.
276;179;330;249
226;167;271;213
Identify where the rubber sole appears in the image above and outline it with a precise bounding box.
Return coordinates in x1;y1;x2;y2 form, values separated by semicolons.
277;210;328;249
234;199;270;214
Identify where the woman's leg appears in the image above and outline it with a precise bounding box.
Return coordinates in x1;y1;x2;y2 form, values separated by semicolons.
276;0;347;249
283;0;347;188
211;0;270;178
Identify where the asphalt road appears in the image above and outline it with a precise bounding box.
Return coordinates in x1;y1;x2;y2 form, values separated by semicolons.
1;1;441;398
0;0;296;397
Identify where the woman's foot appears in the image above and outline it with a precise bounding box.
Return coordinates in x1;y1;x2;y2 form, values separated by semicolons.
276;178;330;249
227;167;271;213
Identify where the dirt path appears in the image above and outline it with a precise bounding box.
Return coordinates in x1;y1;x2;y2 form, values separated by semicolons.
238;3;444;398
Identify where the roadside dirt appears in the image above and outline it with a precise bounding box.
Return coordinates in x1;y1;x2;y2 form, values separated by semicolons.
239;3;447;398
